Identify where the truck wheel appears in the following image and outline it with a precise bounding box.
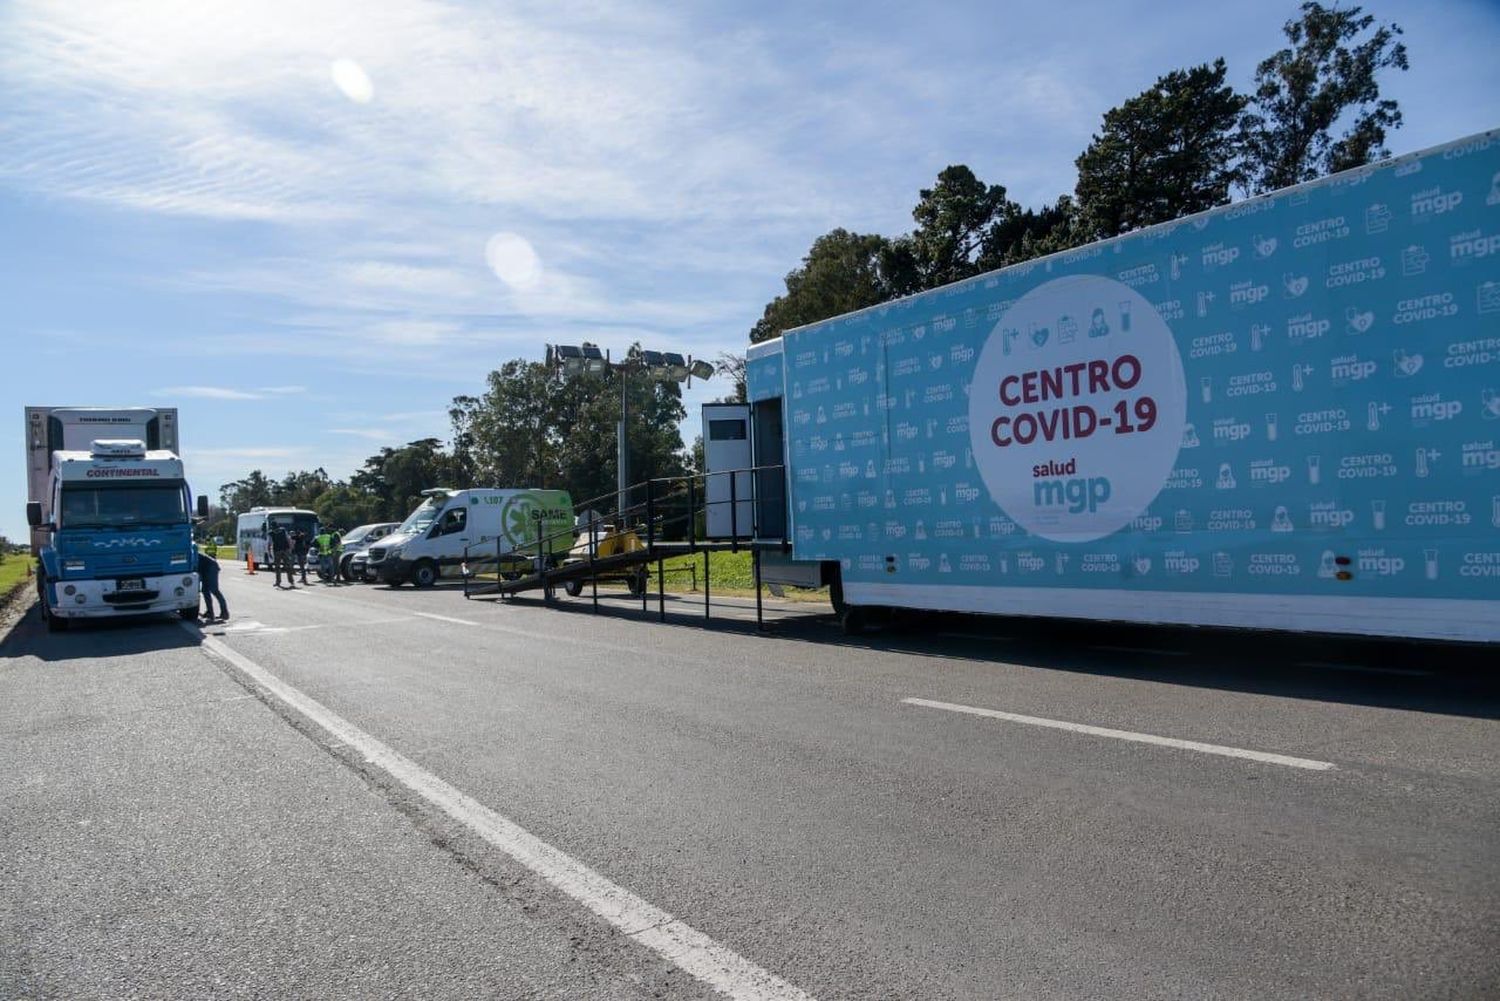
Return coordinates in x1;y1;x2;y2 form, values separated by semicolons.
412;560;438;588
46;610;69;632
564;580;584;597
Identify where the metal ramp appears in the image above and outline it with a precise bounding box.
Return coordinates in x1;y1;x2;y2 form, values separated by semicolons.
462;466;788;628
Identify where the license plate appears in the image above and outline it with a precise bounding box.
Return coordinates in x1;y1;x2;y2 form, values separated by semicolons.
117;578;146;592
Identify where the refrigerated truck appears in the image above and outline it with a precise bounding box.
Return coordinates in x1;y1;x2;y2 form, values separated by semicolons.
710;128;1500;643
24;406;207;630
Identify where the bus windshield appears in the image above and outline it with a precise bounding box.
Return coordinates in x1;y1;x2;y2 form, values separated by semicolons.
397;498;443;536
60;482;188;529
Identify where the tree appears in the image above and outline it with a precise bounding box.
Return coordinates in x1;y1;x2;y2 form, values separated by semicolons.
750;229;894;343
883;165;1015;295
456;350;688;514
1241;2;1408;193
1074;60;1247;240
219;470;275;514
350;438;461;521
979;195;1081;270
714;352;747;403
312;484;381;531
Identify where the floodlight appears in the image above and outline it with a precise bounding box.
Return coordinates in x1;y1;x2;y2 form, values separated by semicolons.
581;343;607;374
689;359;715;381
639;349;666;369
548;343;586;377
661;352;689;381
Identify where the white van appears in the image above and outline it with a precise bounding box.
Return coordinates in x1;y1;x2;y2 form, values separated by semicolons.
236;507;320;565
364;488;574;587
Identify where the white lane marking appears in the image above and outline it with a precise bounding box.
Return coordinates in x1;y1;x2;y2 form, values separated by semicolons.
188;626;813;1001
902;697;1336;772
413;611;481;627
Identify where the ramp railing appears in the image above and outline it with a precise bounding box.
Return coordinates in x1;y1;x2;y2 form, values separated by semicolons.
461;464;789;628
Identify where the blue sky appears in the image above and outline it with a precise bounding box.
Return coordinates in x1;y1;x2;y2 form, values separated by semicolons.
4;0;1498;542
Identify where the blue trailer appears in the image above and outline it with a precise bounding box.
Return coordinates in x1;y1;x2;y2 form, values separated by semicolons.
721;129;1500;642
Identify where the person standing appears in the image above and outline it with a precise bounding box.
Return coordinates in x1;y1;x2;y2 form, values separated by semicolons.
313;528;334;582
269;523;295;588
292;528;310;585
198;542;229;620
329;530;344;584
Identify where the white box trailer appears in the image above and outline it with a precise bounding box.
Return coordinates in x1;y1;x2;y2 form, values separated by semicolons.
26;406;178;555
727;129;1500;642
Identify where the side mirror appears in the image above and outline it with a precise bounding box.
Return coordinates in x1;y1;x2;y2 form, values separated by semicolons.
26;501;42;527
197;495;209;518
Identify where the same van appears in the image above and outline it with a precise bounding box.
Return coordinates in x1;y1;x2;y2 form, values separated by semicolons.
364;488;573;587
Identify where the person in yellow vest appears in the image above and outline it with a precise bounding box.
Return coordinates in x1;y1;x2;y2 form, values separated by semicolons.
314;529;335;582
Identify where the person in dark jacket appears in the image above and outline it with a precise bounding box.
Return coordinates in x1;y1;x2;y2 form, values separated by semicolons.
291;529;310;585
198;544;229;620
269;523;296;588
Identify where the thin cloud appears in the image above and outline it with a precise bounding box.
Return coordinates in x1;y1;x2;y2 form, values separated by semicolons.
155;385;262;400
328;427;398;441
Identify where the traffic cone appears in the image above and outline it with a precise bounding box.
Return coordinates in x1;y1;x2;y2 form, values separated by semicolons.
246;550;257;575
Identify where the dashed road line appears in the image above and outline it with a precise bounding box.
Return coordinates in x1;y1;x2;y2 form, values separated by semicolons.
413;611;481;627
903;697;1336;771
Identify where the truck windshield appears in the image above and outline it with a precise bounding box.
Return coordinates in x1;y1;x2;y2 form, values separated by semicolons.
59;482;188;528
397;498;443;536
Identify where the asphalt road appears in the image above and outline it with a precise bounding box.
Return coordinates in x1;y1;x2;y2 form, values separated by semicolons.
2;570;1497;999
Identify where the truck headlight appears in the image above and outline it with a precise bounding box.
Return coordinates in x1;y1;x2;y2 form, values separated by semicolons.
182;576;195;587
64;585;76;596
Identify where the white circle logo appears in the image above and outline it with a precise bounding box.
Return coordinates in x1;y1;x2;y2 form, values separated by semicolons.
967;275;1186;542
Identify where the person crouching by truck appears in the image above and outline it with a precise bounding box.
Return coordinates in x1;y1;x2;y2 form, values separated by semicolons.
197;542;229;621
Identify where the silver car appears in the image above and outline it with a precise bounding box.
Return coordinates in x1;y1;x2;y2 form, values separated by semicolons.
339;522;400;581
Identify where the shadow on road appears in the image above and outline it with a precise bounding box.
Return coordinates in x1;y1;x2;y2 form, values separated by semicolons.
0;604;204;663
488;590;1500;721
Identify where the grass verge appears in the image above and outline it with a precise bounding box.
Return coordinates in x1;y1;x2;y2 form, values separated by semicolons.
0;557;36;601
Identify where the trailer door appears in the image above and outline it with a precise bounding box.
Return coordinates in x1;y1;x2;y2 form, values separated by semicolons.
752;398;786;541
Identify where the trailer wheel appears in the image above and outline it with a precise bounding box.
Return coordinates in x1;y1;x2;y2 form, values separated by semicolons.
827;563;847;616
627;569;647;597
564;580;584;597
412;560;438;588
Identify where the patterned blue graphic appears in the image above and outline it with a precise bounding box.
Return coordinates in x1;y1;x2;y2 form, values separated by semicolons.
751;130;1500;600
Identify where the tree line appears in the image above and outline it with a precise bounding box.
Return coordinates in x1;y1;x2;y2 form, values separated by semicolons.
748;2;1408;344
208;359;692;537
209;3;1408;533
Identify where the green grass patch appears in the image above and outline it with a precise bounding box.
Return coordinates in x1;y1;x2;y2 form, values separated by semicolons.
0;556;37;599
656;549;828;602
